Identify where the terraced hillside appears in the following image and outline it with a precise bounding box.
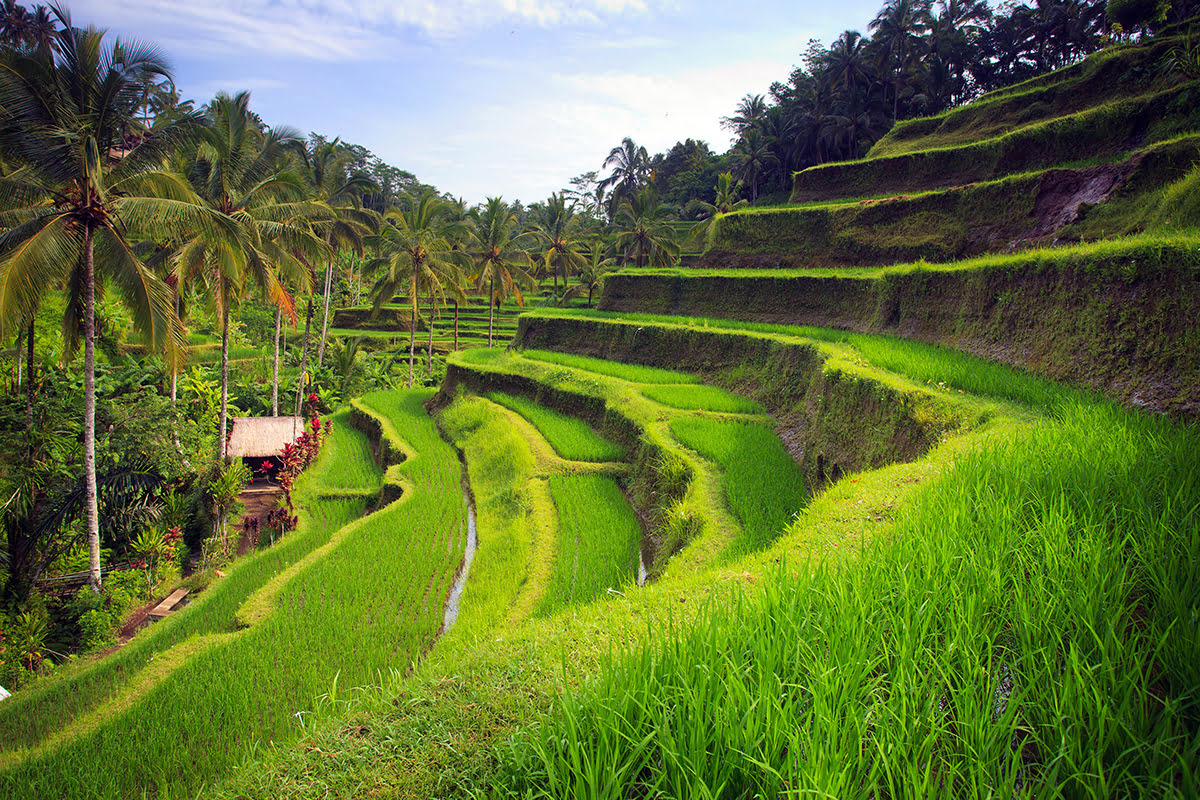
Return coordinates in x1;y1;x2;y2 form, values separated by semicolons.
7;32;1198;800
328;290;549;353
693;36;1200;274
598;36;1200;417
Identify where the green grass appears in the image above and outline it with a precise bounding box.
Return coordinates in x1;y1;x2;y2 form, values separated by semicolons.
0;391;468;800
538;474;641;614
670;415;807;553
485;402;1200;797
520;349;699;385
486;392;626;462
641;383;763;414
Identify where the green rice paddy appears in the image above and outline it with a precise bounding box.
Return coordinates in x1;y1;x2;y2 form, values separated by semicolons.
485;402;1200;798
538;474;641;614
641;383;764;414
670;415;807;552
486;392;625;462
520;349;699;385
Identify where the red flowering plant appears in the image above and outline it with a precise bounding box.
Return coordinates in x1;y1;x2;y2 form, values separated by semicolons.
266;412;332;544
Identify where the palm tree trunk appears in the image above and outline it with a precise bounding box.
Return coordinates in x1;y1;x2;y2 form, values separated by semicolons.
219;299;230;461
408;284;416;389
317;259;334;368
25;315;34;457
170;289;180;406
271;305;281;416
295;294;314;418
427;296;434;379
453;299;459;351
488;277;495;348
84;226;101;593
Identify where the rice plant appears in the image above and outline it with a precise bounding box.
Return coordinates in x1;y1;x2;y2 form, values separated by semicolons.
641;383;764;414
487;392;625;462
670;415;807;552
485;402;1200;798
520;349;699;385
538;474;641;615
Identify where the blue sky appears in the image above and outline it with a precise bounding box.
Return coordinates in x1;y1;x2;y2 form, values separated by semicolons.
72;0;883;205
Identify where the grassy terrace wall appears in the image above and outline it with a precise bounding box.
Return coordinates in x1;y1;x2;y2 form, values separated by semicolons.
789;79;1200;203
870;36;1182;158
510;315;967;487
709;136;1200;268
599;237;1200;417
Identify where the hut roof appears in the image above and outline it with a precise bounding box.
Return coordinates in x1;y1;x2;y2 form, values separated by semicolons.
227;416;305;458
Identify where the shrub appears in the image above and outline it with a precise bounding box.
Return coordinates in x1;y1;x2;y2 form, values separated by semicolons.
78;609;116;653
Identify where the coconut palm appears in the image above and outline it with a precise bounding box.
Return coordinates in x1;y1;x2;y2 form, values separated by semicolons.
0;10;234;590
299;137;378;370
563;242;616;308
598;137;650;219
870;0;932;121
174;91;326;457
685;172;749;248
721;93;769;135
730;128;779;203
466;197;534;347
531;192;587;296
367;191;465;387
614;187;679;268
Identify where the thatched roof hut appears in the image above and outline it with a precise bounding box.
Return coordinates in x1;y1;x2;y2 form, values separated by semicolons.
227;416;304;458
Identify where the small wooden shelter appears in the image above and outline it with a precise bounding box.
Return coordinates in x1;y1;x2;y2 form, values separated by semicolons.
227;416;304;481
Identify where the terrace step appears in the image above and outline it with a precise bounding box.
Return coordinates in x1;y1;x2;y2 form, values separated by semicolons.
709;134;1200;269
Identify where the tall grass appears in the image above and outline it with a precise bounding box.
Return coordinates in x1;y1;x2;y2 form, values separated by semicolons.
641;383;764;414
520;349;699;385
538;474;641;615
486;392;625;462
485;403;1200;798
0;391;467;800
670;415;807;552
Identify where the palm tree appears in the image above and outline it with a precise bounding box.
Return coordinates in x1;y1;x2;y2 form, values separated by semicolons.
598;137;650;219
299;136;377;370
0;9;232;591
721;93;769;134
614;187;679;268
367;191;464;387
174;91;326;456
467;197;534;347
531;192;587;296
870;0;932;121
730;128;779;203
563;242;616;308
686;172;748;248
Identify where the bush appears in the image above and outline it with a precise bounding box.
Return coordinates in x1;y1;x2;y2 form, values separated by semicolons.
78;609;116;653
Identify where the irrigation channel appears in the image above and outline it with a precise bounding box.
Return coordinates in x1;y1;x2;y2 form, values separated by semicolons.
441;483;478;634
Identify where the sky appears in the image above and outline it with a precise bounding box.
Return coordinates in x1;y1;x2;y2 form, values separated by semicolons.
70;0;884;205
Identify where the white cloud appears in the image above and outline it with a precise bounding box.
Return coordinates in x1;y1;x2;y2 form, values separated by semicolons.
367;57;792;203
73;0;658;60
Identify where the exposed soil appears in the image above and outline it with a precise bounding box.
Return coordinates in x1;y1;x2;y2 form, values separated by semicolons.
1023;158;1141;241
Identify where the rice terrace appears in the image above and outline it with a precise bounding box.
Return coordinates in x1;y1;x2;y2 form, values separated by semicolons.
0;0;1198;797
